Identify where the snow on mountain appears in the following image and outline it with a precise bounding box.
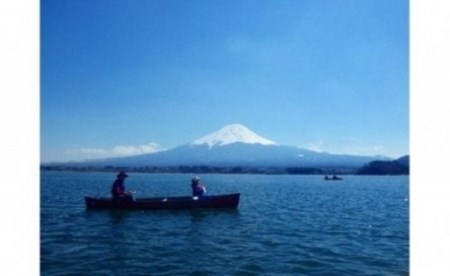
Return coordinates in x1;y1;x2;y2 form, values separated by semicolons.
190;124;277;148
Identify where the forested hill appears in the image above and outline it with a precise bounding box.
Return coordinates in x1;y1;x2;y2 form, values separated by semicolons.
356;155;409;175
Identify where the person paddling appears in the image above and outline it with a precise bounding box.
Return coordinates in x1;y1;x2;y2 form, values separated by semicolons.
111;171;133;201
191;176;206;197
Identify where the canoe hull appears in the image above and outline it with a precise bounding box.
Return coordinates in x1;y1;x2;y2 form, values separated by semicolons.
85;193;240;210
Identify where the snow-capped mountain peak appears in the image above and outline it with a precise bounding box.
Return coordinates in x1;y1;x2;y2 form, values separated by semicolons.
190;124;277;148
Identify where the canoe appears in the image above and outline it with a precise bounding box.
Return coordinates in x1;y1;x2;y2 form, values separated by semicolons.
85;193;240;210
324;176;343;181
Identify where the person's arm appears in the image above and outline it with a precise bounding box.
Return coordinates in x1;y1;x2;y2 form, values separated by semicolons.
115;185;129;195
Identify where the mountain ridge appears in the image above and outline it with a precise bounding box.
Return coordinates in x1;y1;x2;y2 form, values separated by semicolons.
46;124;393;168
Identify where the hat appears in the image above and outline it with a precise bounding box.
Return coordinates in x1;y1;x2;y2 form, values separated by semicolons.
192;176;200;183
117;171;128;178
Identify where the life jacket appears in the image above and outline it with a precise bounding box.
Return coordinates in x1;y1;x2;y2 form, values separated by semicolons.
191;183;205;196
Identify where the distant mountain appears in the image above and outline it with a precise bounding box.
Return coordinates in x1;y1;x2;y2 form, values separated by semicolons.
57;124;392;169
356;155;409;175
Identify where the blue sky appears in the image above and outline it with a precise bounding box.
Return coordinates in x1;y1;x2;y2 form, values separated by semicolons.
41;0;409;162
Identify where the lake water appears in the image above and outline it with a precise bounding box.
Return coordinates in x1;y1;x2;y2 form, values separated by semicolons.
41;171;409;275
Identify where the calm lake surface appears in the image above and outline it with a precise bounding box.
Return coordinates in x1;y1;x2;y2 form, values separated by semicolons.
41;171;409;275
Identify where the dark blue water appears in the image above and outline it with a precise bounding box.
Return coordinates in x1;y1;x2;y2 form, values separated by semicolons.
41;172;409;275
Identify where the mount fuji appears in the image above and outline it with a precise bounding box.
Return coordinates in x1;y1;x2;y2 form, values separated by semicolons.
74;124;390;168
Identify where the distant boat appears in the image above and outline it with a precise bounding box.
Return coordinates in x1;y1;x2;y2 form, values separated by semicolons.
85;193;240;210
324;175;343;181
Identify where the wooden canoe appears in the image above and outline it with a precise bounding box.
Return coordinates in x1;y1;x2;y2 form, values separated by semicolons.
85;193;240;210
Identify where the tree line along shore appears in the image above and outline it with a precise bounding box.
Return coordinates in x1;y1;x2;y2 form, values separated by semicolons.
41;159;409;176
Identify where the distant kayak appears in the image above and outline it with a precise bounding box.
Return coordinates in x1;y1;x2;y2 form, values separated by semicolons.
85;193;240;210
324;176;343;181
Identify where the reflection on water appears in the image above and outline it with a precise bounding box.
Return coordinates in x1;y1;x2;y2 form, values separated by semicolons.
107;210;129;225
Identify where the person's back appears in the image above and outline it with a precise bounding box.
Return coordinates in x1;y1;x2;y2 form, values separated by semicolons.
191;176;206;197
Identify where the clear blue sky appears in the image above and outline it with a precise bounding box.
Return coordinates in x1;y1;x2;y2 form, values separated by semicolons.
41;0;409;162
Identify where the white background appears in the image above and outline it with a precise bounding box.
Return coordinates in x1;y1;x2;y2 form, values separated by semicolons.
1;0;449;274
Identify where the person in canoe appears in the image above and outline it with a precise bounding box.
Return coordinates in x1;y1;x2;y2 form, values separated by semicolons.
111;171;133;201
191;176;207;197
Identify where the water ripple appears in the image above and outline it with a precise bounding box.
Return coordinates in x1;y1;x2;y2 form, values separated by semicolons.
41;172;408;275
